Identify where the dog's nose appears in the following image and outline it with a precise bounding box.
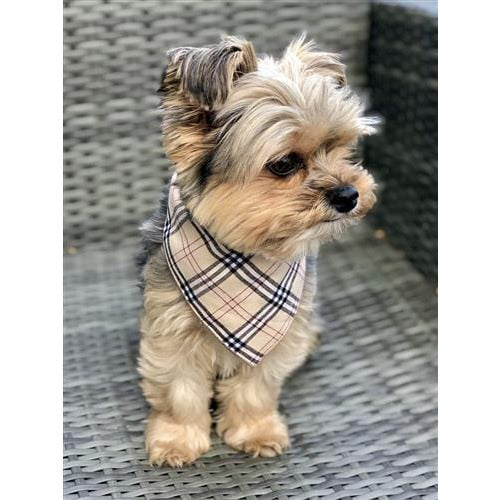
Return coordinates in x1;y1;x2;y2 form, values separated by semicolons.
327;185;359;213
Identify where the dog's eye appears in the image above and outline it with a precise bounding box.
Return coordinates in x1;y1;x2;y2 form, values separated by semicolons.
267;153;304;177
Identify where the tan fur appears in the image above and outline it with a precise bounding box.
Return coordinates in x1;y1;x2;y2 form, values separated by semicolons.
138;36;377;466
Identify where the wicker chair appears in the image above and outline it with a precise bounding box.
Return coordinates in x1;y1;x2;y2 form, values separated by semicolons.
64;1;437;498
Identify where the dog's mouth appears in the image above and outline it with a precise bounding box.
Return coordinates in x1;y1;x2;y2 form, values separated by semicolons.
321;208;363;224
321;215;348;224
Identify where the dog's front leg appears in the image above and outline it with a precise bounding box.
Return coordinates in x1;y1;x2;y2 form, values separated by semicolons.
139;333;213;467
215;365;290;457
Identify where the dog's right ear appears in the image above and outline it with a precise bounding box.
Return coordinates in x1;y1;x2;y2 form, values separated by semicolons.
158;36;257;111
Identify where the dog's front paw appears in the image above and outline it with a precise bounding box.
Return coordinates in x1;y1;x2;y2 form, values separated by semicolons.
146;411;210;467
217;411;289;457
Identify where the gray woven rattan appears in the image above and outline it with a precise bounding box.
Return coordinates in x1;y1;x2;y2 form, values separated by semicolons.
64;223;437;499
64;1;438;498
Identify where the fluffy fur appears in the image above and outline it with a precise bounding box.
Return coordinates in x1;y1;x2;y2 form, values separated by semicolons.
138;35;377;467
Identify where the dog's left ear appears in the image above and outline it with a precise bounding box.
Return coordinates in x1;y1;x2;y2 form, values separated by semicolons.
158;36;257;111
282;35;347;87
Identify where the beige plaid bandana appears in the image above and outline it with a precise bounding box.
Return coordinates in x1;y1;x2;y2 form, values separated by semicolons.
163;174;306;365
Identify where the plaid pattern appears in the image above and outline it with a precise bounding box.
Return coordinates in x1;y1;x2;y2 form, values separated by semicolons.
163;175;306;365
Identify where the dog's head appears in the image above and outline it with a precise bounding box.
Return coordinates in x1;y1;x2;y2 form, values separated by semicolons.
159;36;377;259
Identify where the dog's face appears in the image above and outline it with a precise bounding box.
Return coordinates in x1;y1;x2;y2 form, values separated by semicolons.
159;36;377;259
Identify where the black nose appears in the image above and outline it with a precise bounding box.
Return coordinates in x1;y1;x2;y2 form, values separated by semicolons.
327;185;359;213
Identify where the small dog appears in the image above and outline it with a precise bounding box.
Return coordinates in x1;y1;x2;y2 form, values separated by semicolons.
138;35;377;467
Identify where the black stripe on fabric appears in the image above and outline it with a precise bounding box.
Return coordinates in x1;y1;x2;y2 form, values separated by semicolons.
189;217;301;312
163;192;262;364
231;260;300;343
190;218;300;315
205;228;295;294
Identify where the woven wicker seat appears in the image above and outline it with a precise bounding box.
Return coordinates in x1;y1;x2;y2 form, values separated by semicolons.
64;2;437;498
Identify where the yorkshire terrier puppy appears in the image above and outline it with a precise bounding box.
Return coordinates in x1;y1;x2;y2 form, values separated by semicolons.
138;35;377;467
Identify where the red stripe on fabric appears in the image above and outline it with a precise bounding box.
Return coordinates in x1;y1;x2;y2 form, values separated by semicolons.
177;223;287;337
172;236;204;261
176;221;262;326
209;260;280;318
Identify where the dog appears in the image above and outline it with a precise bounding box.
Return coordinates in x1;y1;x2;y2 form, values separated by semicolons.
137;35;377;467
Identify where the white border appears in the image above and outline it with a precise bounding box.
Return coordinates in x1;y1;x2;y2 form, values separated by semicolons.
1;1;62;497
440;2;500;499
